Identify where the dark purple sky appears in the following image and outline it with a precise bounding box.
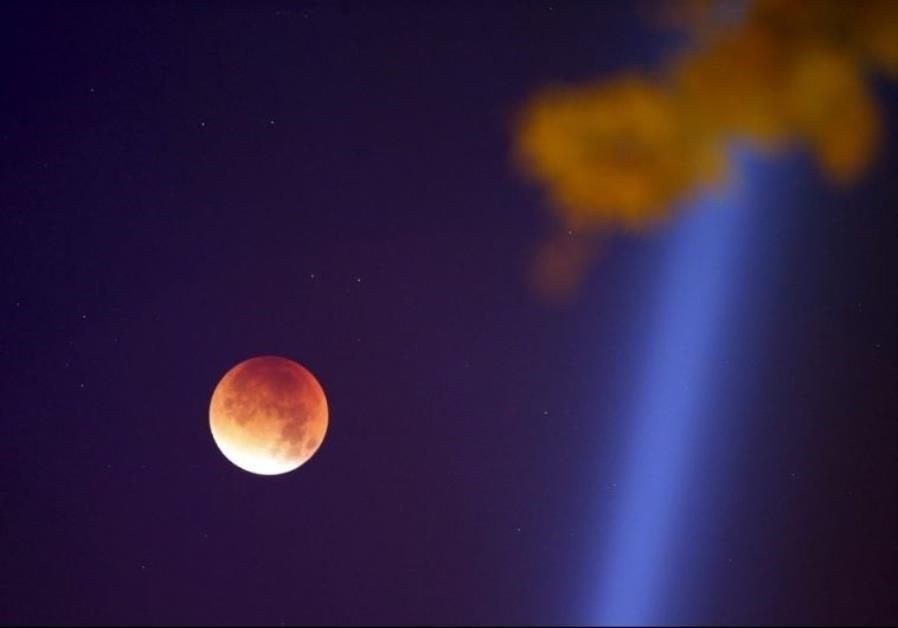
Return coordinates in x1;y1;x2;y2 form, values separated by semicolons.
2;2;896;625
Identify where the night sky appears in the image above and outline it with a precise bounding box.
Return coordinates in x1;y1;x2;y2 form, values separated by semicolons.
2;2;897;625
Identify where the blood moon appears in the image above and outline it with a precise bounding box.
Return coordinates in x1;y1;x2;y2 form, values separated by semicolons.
209;356;328;475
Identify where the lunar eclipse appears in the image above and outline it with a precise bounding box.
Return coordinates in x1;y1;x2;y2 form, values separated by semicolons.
209;356;328;475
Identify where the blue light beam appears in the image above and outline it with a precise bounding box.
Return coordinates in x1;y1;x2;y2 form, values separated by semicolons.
593;169;755;626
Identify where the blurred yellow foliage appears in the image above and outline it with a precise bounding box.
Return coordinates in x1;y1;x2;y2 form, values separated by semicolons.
514;0;898;300
855;1;898;76
673;26;795;149
516;77;723;230
787;47;880;183
531;229;601;305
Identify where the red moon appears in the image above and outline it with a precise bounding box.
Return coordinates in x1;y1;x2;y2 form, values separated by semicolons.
209;356;328;475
